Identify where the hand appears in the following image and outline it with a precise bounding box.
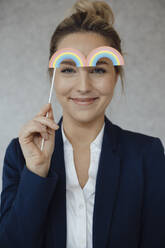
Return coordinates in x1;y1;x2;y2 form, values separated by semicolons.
18;103;59;177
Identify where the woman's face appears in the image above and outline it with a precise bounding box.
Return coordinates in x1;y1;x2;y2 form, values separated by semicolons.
54;32;119;123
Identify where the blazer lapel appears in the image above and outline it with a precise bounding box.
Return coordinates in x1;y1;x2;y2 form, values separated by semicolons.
92;115;121;248
47;115;121;248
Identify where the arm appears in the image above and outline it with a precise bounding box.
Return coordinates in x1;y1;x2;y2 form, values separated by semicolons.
139;137;165;248
0;138;59;248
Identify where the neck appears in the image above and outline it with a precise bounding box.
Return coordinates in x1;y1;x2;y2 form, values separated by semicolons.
62;113;105;149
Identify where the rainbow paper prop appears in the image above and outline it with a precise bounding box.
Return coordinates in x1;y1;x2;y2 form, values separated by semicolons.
49;46;124;68
49;48;86;68
87;46;124;66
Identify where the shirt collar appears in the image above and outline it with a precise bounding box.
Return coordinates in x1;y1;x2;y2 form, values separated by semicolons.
61;120;105;150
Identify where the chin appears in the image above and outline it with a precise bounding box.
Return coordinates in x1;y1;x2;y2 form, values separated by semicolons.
69;111;102;124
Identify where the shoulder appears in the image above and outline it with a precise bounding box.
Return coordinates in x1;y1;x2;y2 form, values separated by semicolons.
111;122;164;157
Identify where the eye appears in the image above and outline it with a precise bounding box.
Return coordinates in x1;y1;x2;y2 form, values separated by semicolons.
60;67;76;73
60;67;106;74
90;68;106;74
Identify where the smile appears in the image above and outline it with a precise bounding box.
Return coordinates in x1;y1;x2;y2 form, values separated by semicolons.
70;97;99;106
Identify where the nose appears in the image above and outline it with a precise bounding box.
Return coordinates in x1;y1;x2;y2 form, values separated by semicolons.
77;69;92;91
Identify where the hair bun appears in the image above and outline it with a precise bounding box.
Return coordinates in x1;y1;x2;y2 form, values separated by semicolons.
69;0;114;26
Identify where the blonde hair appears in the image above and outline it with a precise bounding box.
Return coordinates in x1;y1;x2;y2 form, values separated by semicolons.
48;0;126;94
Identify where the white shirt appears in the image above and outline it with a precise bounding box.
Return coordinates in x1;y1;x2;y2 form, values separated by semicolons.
61;120;105;248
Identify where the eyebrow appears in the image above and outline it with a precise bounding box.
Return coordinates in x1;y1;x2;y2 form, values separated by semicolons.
60;60;110;66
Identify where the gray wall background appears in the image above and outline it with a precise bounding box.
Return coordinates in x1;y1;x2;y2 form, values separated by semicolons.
0;0;165;193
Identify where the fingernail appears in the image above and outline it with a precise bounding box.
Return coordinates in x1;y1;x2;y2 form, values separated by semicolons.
53;123;59;128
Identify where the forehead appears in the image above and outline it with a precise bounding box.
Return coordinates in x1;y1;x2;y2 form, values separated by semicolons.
57;32;110;58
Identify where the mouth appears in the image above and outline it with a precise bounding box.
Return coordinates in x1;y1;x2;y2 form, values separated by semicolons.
69;97;99;106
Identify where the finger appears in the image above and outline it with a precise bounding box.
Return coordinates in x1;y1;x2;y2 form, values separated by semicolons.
36;103;51;117
33;117;59;130
47;126;55;135
19;121;49;141
48;107;55;121
35;123;54;138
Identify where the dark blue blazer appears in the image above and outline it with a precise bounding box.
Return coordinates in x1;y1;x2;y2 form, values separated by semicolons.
0;115;165;248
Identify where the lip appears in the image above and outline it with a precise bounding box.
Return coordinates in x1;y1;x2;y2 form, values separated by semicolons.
70;97;99;106
70;97;98;101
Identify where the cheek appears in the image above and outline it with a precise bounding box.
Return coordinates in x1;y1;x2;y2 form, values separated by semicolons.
54;80;71;96
97;80;115;96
